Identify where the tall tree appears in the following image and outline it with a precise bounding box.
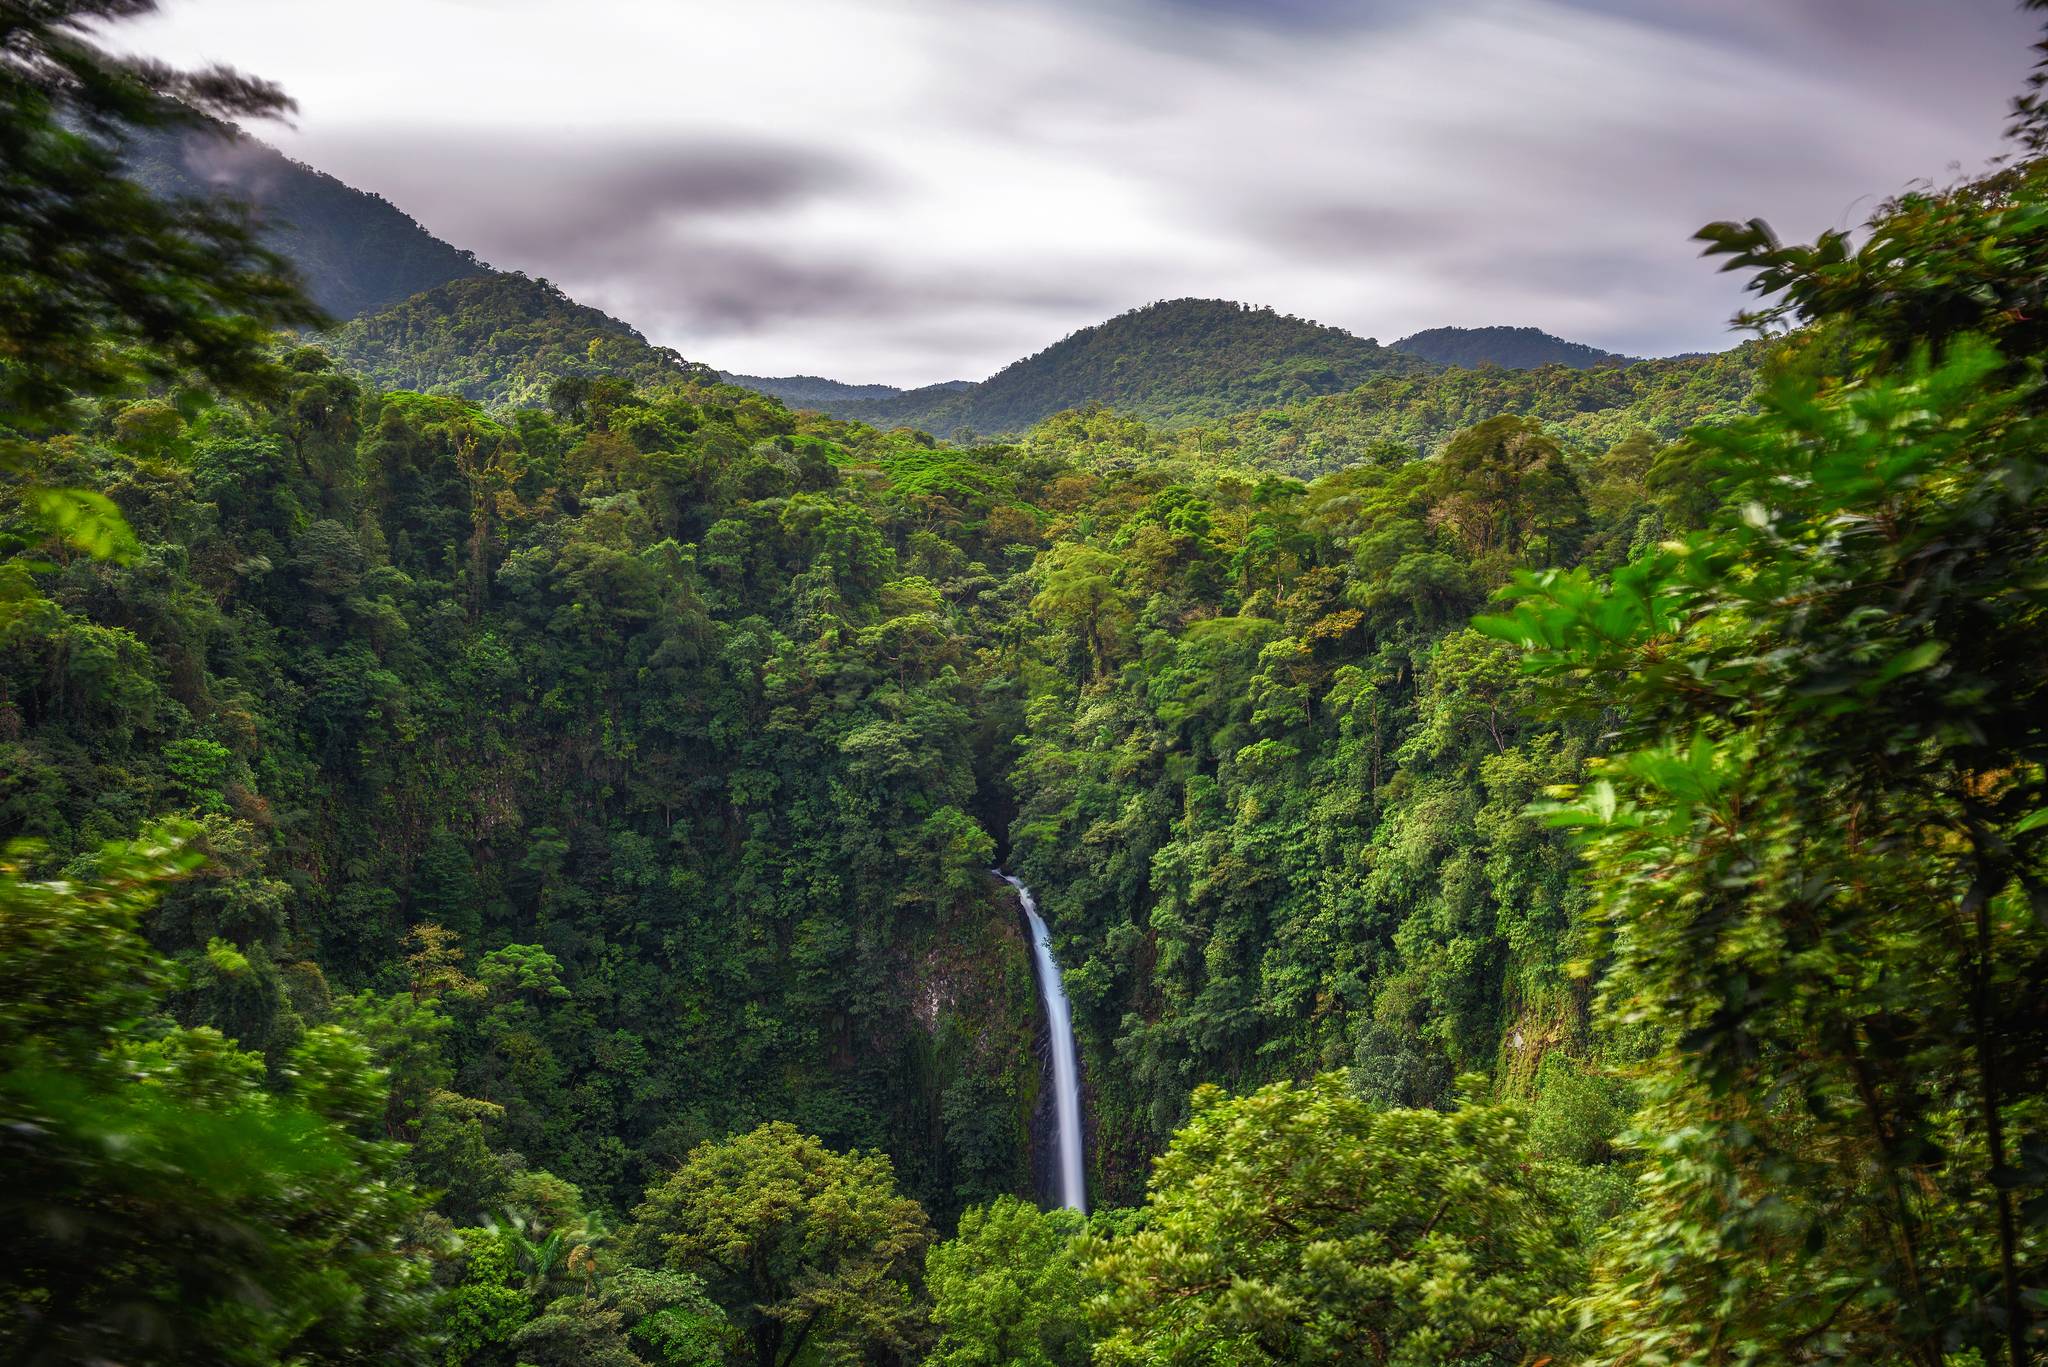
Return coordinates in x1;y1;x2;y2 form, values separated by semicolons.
1083;1074;1584;1365
0;0;321;423
624;1122;933;1367
1483;153;2048;1367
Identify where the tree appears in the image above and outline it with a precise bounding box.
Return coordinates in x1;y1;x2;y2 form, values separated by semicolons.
927;1196;1093;1367
442;418;527;618
1482;148;2048;1360
1;1;323;622
0;0;321;425
510;1269;731;1367
1083;1075;1584;1366
1030;544;1130;681
0;824;436;1365
1426;415;1589;568
1485;338;2048;1366
624;1121;933;1367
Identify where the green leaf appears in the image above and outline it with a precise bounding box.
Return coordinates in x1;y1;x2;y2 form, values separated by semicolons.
1587;780;1618;824
1874;640;1944;685
25;486;141;564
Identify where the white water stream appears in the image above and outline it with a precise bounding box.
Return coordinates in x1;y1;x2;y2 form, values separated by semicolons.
1000;872;1086;1212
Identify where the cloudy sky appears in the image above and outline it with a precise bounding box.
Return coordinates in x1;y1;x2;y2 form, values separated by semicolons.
124;0;2038;385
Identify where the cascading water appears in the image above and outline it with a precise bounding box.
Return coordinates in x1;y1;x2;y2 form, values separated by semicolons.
1000;872;1086;1212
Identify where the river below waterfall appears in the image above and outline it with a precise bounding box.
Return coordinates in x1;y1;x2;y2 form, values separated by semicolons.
1000;872;1086;1212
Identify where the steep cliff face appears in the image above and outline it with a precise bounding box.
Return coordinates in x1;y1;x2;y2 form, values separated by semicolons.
895;874;1043;1227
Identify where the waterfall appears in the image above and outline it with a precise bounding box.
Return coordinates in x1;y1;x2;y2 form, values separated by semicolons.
1001;872;1086;1212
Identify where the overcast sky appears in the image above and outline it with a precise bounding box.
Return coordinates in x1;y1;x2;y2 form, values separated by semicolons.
123;0;2038;385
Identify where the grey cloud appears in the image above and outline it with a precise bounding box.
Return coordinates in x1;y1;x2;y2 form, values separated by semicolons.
597;236;1145;333
1135;0;1432;32
558;228;1159;379
166;0;2039;380
301;131;882;269
1233;202;1451;260
1007;0;1437;39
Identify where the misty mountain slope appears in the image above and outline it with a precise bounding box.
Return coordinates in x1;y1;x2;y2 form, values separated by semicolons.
326;272;713;406
821;298;1434;436
1392;324;1637;370
124;122;488;321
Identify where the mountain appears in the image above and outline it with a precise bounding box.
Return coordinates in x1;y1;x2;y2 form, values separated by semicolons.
720;373;972;406
325;271;714;406
123;122;488;321
809;298;1431;436
1391;324;1636;370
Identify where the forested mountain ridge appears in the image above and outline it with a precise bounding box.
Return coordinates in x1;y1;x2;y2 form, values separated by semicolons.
720;373;972;406
1392;324;1637;369
124;121;488;321
126;124;701;407
817;298;1432;435
326;271;716;406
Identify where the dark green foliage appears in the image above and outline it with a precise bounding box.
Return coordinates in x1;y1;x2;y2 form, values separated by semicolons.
1083;1075;1584;1364
722;374;967;407
11;7;2048;1365
3;355;1046;1226
1482;150;2048;1367
1193;339;1765;473
0;0;322;427
1000;428;1651;1194
821;298;1430;436
625;1122;932;1367
0;826;434;1366
124;121;488;322
1393;323;1636;370
325;272;717;407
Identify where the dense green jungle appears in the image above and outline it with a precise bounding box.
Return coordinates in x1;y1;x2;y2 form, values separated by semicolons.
2;2;2045;1365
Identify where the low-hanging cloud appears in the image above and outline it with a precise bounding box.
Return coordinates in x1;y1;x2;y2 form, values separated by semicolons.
125;0;2040;384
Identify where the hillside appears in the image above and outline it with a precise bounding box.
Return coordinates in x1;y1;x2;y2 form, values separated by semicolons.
822;298;1431;435
1190;340;1765;472
325;271;714;405
1392;324;1636;369
123;121;488;321
721;373;973;406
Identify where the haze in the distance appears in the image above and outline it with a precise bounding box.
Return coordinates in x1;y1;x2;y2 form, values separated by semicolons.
122;0;2037;385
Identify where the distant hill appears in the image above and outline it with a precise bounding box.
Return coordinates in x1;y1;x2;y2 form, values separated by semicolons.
808;299;1430;436
722;374;972;406
325;272;714;407
1197;340;1766;473
124;122;488;322
1392;325;1636;370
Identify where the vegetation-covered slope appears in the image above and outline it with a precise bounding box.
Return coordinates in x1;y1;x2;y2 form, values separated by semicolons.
124;122;488;321
721;373;970;406
325;271;713;406
826;298;1430;435
8;359;1046;1231
1392;323;1636;369
1191;340;1765;471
